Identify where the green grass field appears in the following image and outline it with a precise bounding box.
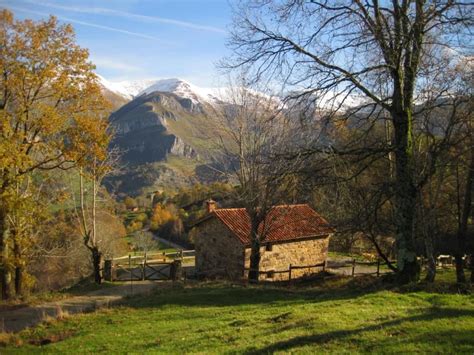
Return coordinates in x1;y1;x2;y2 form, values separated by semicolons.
2;271;473;354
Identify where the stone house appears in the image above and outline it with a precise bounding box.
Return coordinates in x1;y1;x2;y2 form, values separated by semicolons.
193;201;334;281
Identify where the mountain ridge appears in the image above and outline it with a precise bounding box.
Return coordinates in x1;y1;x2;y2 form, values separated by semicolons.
97;74;226;105
106;85;226;196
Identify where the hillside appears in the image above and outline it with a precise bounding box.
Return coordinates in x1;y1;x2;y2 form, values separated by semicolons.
104;79;227;196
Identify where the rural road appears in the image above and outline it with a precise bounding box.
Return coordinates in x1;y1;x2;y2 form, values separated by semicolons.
0;281;161;333
326;257;391;276
153;234;187;250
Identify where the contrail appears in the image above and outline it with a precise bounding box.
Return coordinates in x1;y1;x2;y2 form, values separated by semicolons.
2;5;170;42
22;0;226;34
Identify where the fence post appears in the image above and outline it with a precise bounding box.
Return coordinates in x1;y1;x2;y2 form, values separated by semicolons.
142;253;147;281
376;259;380;277
170;259;182;281
129;254;133;295
352;259;356;277
323;260;326;272
288;264;292;282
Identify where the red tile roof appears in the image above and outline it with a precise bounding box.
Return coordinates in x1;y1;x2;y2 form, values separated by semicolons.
210;204;334;245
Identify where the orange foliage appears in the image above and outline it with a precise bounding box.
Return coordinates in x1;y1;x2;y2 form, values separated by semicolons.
150;204;174;231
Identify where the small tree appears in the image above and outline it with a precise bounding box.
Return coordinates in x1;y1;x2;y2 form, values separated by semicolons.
74;148;119;284
134;231;158;253
215;83;301;281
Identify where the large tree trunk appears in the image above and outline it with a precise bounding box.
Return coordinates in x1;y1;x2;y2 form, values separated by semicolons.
248;219;261;282
455;255;465;283
91;247;102;284
470;253;474;283
455;150;473;283
13;238;23;297
14;265;23;297
424;235;436;283
392;110;420;283
0;209;12;300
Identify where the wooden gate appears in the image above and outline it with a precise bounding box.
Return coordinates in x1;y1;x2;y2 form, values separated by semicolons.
104;251;194;282
143;261;172;280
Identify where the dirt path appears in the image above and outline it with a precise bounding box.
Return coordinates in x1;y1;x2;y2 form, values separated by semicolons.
153;235;187;250
0;281;161;333
326;257;391;276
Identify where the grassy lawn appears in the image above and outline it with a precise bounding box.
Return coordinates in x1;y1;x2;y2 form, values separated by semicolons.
2;271;473;354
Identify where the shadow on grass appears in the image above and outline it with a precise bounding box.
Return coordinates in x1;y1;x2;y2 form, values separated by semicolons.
123;276;384;309
245;307;474;354
119;272;471;310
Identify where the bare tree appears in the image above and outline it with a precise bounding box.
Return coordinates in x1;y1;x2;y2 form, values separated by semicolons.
214;82;301;281
225;1;473;283
74;148;121;284
134;230;159;253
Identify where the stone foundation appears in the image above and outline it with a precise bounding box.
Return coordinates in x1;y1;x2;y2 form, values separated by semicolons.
244;236;330;281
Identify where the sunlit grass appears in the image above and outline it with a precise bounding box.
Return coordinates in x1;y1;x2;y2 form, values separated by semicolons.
2;270;473;353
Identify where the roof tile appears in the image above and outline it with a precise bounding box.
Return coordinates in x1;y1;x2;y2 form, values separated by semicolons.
212;204;334;245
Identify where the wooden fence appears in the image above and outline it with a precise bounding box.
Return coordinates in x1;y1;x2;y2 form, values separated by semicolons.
243;261;327;281
104;250;195;282
326;258;395;277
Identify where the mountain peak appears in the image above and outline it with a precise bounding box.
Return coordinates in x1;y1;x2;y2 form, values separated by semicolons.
97;74;222;104
138;78;218;104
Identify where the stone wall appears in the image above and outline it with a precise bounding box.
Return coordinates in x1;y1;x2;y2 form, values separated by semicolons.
244;235;331;281
194;218;245;279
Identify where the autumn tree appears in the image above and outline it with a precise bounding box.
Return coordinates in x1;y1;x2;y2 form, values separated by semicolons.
225;1;473;283
150;204;174;231
0;10;109;298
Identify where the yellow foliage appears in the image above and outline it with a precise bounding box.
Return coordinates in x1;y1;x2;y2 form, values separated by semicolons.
150;204;174;231
0;9;110;183
0;10;111;298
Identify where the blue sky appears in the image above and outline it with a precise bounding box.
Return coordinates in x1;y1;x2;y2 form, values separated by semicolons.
1;0;233;86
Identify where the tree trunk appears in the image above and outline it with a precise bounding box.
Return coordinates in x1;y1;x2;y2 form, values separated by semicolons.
0;209;12;300
248;220;261;282
470;253;474;283
455;149;473;283
392;110;420;283
13;238;23;297
92;247;102;284
424;234;436;283
455;255;466;283
14;265;23;297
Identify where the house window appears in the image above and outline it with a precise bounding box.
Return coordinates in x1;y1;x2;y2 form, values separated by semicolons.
266;244;273;251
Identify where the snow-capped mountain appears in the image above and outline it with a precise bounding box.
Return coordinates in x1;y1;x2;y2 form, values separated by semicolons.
97;75;160;100
97;75;223;104
137;78;223;104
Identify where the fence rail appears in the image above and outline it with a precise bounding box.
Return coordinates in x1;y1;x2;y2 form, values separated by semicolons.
104;250;195;282
242;261;326;281
326;258;396;277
